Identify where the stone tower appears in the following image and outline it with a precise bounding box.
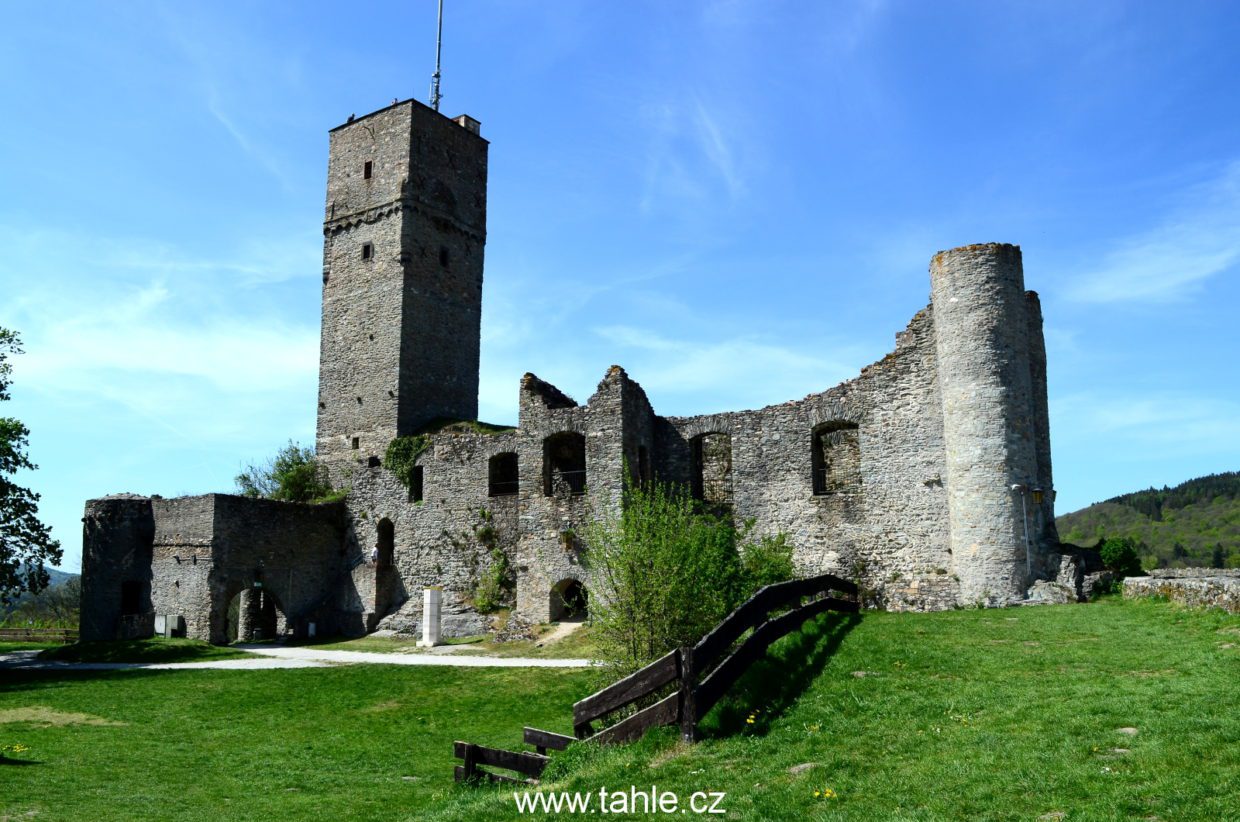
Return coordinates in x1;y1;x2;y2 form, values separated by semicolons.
930;243;1049;606
316;100;488;469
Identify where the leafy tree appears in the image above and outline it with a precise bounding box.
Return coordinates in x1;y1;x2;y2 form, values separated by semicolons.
584;477;795;676
1212;543;1226;569
234;441;341;503
1099;536;1144;579
0;328;62;606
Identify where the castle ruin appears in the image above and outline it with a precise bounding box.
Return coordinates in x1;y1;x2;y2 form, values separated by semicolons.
80;98;1067;645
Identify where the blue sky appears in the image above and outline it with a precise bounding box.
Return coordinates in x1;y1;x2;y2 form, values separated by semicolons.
2;1;1238;572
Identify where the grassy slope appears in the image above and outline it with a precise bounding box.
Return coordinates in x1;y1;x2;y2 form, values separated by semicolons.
432;599;1240;821
2;601;1236;821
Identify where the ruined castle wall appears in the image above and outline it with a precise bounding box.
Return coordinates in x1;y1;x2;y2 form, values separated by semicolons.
80;496;155;642
150;495;216;642
346;426;521;636
146;495;345;643
661;306;956;610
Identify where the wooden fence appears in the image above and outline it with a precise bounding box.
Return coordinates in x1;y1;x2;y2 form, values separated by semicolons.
454;572;858;784
0;627;78;644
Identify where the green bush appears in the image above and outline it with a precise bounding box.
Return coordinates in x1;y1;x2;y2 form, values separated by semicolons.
383;434;430;493
739;531;795;592
1099;536;1144;578
235;441;340;503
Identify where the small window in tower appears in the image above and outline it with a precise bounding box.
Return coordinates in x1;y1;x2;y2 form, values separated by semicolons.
351;437;360;450
367;455;381;468
439;246;450;268
362;242;374;261
363;160;373;179
411;465;424;502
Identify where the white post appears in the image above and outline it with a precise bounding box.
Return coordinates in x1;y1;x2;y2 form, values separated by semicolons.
418;586;442;647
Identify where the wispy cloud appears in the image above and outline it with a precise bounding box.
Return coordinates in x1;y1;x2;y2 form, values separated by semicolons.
639;95;749;213
1070;160;1240;303
1053;391;1240;455
593;324;864;413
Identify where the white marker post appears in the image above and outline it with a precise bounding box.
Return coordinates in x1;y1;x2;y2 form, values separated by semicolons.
418;586;442;647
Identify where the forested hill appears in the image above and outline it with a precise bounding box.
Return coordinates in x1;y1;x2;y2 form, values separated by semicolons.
1057;471;1239;570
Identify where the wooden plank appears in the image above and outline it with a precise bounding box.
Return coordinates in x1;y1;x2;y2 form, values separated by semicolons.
679;645;698;743
524;727;574;753
453;741;548;777
455;765;532;785
572;649;681;727
589;692;681;746
694;596;858;718
693;574;857;673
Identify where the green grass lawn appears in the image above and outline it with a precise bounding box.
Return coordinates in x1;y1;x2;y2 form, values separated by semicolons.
2;599;1236;820
37;637;251;664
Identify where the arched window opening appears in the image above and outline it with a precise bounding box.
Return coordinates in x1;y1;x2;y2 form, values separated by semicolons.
488;452;519;497
549;579;588;622
543;432;586;496
690;432;732;506
812;422;861;495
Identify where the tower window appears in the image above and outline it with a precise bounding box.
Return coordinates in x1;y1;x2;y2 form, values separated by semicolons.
351;437;360;450
411;465;424;502
439;246;450;267
361;242;374;261
363;160;373;179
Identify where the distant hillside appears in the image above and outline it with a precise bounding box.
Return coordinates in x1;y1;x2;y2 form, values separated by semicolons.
1057;471;1240;570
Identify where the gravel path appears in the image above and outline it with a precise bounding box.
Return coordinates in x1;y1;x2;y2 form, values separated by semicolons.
0;646;594;672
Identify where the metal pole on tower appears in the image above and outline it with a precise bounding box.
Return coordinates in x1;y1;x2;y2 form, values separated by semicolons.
429;0;444;111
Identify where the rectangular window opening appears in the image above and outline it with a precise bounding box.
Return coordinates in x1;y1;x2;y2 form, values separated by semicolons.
351;437;360;450
361;242;373;261
411;465;424;502
363;160;373;179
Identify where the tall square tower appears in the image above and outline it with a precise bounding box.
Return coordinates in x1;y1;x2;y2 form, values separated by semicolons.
316;100;488;469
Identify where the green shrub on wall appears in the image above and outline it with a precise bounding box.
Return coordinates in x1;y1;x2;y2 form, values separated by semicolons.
383;435;430;493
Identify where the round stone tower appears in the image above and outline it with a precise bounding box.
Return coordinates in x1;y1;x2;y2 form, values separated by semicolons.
930;243;1039;605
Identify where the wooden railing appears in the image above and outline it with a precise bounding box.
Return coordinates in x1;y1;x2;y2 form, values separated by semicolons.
0;627;78;644
453;572;858;784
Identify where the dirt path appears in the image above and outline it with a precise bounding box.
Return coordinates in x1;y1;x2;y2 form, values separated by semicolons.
0;646;594;672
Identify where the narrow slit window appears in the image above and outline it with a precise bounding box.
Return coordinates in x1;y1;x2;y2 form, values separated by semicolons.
363;160;373;179
351;437;360;450
411;465;424;502
361;242;373;261
439;246;450;267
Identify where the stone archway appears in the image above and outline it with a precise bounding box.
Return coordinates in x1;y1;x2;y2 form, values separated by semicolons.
549;578;588;622
226;586;287;643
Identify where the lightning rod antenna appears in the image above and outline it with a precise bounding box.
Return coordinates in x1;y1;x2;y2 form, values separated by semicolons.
429;0;444;111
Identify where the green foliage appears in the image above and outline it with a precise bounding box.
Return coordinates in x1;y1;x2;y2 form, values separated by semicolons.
584;478;795;676
739;531;796;592
383;434;430;492
235;441;340;503
472;511;513;613
0;327;62;606
473;548;512;614
1099;535;1144;578
1057;470;1240;569
1;576;79;628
